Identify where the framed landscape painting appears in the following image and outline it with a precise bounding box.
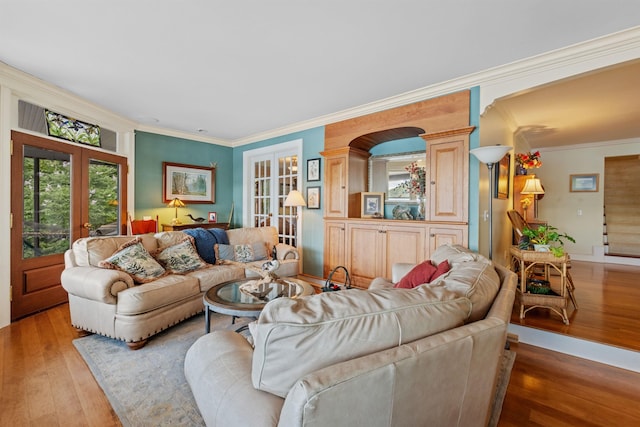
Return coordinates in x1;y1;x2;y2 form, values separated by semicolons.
163;162;215;203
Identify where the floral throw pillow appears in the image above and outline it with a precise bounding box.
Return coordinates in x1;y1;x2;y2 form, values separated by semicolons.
154;236;209;274
98;237;166;283
214;242;268;263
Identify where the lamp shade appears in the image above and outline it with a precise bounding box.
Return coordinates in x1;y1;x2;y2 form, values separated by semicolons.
470;145;512;164
521;178;545;194
168;198;185;208
284;190;306;207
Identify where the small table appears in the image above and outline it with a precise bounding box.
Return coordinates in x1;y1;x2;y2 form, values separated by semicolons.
509;246;572;325
203;277;315;333
161;222;229;231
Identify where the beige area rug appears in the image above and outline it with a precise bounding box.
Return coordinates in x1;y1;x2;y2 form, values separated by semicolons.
74;314;515;426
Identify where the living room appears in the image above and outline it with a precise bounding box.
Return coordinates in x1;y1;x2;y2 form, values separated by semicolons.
1;3;640;426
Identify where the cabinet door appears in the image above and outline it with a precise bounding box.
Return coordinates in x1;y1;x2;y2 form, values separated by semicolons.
427;139;468;222
324;155;348;218
383;225;427;276
346;223;384;288
324;221;346;280
427;224;468;257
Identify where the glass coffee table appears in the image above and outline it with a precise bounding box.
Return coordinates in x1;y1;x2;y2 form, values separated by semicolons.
203;277;315;333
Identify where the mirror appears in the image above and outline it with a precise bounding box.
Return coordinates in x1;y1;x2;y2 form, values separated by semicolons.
368;151;426;203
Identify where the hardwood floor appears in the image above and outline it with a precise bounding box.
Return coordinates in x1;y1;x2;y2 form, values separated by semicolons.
1;260;639;426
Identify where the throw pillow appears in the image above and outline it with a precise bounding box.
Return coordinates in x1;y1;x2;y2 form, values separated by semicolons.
98;237;166;283
394;260;437;289
182;228;222;264
214;242;269;263
153;236;209;274
432;259;451;281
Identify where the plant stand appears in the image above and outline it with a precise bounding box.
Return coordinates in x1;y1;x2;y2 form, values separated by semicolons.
509;246;574;325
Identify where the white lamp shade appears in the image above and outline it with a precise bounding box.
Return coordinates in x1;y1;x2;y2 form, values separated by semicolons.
521;178;545;194
470;145;512;164
284;190;306;207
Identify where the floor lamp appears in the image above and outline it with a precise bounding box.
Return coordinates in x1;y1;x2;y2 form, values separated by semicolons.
470;145;512;260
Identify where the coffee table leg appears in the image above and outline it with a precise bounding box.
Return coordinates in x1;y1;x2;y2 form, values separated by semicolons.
205;308;211;333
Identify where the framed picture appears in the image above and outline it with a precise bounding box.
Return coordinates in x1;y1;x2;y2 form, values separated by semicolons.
163;162;216;203
361;192;384;218
494;153;510;199
307;158;321;182
307;186;320;209
570;173;599;192
208;212;217;223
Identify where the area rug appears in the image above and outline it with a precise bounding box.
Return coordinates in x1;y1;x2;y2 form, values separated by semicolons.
74;315;515;426
73;312;248;427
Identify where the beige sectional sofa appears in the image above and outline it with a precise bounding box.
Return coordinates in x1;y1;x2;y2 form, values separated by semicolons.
184;244;517;427
61;226;299;349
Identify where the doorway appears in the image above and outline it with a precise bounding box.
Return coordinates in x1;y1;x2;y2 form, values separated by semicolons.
10;131;127;320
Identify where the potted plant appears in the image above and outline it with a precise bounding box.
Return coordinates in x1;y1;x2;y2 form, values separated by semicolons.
522;224;575;257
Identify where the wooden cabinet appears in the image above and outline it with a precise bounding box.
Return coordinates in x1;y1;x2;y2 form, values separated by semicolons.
426;224;468;255
323;220;347;280
321;147;368;219
422;128;471;223
345;221;427;288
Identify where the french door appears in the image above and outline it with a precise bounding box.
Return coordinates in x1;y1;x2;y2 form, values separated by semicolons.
244;140;302;247
10;131;127;320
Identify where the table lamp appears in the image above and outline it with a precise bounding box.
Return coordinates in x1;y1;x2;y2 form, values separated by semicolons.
470;145;512;260
520;178;545;221
168;197;185;225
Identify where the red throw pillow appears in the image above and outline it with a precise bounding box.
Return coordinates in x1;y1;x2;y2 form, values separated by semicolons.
431;259;450;282
394;261;437;289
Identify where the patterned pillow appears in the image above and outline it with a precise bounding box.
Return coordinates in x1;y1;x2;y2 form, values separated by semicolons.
98;237;166;283
154;236;209;274
214;242;268;263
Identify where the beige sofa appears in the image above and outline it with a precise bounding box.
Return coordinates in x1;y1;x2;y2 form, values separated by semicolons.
184;244;517;427
61;226;299;349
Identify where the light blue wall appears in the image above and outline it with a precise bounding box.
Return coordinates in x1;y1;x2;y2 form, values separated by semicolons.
468;86;481;252
232;127;326;277
134;131;234;226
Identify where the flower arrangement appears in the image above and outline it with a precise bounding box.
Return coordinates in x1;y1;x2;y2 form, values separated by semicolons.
515;151;542;169
397;161;426;197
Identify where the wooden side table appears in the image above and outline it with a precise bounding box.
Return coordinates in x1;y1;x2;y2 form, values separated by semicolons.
509;246;571;324
161;222;229;231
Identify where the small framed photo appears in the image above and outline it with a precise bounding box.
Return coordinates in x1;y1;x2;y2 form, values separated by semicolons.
361;192;384;218
307;186;320;209
570;174;599;192
208;212;217;222
307;158;321;182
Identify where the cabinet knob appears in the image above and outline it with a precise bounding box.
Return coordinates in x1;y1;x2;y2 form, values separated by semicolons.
430;181;436;185
430;233;435;237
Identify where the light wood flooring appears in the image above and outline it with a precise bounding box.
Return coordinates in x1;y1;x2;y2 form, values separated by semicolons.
1;260;639;426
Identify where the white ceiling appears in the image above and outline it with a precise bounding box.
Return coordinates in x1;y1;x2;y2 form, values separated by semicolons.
1;1;640;145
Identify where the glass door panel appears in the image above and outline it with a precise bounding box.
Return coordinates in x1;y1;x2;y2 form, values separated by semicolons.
88;159;121;236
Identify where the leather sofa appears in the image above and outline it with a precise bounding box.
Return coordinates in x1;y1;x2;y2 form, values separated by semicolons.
184;244;517;427
61;226;299;349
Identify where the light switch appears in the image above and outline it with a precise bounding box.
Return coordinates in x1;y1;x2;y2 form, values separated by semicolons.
577;209;583;216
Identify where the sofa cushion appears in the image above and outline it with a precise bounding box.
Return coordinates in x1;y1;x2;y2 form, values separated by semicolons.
98;238;166;283
153;236;209;274
116;274;200;315
250;286;472;397
214;243;268;263
430;244;491;267
72;234;158;267
394;260;450;289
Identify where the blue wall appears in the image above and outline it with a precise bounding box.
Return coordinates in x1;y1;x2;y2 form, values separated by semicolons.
134;131;234;226
134;88;481;278
232;126;326;277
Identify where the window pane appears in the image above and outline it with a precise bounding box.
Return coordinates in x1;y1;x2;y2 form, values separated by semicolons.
89;159;120;236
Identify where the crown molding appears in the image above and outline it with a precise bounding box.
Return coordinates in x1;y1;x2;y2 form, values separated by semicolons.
536;136;640;153
135;124;232;146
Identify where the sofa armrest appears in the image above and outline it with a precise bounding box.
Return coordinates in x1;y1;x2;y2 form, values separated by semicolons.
185;331;284;427
275;243;299;260
61;267;134;304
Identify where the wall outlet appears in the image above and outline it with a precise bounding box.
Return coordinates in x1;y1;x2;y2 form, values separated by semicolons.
577;209;583;216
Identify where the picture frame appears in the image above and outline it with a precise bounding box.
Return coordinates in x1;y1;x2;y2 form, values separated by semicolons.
494;153;510;199
307;158;321;182
361;192;384;218
570;173;599;192
163;162;216;203
307;186;321;209
208;212;217;223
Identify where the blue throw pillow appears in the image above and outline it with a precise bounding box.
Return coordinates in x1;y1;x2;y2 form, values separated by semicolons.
183;228;227;264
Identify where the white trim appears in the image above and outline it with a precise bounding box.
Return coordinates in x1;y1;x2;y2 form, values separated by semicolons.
0;84;12;328
509;324;640;373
